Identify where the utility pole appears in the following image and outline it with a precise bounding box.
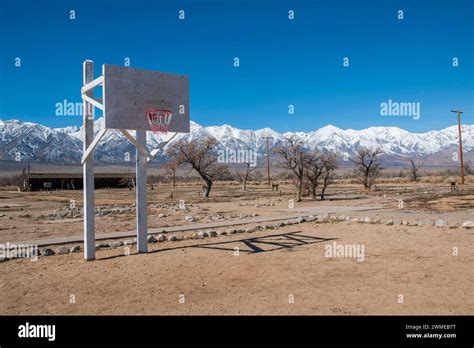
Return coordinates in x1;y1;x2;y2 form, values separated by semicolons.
262;136;273;187
451;109;465;185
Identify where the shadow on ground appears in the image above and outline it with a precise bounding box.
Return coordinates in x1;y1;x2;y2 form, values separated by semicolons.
98;231;337;261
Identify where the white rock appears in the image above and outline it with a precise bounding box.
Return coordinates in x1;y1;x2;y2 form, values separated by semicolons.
124;239;136;245
461;221;474;229
55;246;69;255
41;248;55;256
435;219;448;227
385;220;394;226
70;245;81;253
207;230;218;237
109;240;124;247
147;235;157;243
156;234;166;242
318;214;330;222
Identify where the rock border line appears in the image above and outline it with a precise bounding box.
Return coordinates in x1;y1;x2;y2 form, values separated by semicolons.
1;214;473;261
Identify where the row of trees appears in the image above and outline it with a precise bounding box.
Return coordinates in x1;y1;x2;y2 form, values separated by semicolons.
406;158;473;182
273;137;338;201
164;136;386;200
273;137;386;201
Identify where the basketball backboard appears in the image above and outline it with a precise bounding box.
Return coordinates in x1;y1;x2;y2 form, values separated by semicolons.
103;64;190;133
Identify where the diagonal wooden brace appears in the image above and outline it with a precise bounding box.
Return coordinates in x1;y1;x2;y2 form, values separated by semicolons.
147;132;177;162
120;129;150;158
81;128;108;164
82;94;104;111
81;75;104;94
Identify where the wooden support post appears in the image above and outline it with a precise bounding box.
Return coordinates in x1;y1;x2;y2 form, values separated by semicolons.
83;60;95;260
136;130;148;253
457;111;465;185
451;109;465;185
262;136;273;187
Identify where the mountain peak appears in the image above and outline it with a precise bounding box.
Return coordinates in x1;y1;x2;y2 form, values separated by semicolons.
318;124;342;132
0;117;473;164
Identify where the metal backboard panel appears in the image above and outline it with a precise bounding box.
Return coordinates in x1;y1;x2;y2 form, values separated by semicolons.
103;64;190;132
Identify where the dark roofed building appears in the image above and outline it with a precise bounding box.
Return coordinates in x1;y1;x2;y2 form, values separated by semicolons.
22;166;135;191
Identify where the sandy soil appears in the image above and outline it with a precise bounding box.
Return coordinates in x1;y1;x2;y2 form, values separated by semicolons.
1;220;473;315
0;180;473;315
0;181;473;243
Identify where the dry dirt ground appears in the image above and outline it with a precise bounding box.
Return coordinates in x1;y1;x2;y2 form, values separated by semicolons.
0;180;473;243
0;180;473;314
1;221;473;315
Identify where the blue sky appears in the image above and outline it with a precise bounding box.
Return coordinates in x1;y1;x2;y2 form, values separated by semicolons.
0;0;472;132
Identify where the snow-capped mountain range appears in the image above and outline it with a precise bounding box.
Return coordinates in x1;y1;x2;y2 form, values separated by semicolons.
0;117;473;166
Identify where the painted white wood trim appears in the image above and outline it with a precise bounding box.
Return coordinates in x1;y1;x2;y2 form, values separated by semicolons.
147;132;177;162
83;60;96;260
136;130;148;253
82;94;104;111
81;128;108;164
81;75;104;93
119;129;149;157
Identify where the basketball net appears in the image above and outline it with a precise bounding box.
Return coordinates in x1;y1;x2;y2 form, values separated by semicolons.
145;109;173;134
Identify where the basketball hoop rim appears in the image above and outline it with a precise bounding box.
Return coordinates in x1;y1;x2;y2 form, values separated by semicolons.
145;109;173;116
145;109;173;134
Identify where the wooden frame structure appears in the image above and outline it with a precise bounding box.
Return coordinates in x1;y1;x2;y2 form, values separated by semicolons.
81;60;185;260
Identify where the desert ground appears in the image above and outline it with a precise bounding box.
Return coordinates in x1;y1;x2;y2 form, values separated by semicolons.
0;177;473;315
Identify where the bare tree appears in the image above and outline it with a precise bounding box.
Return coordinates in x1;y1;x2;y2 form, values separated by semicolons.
406;157;422;182
164;159;180;187
235;162;255;191
274;136;307;201
350;147;383;189
166;138;228;197
319;152;338;200
304;150;324;200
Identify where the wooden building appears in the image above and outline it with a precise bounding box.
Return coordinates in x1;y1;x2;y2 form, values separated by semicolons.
22;167;135;191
